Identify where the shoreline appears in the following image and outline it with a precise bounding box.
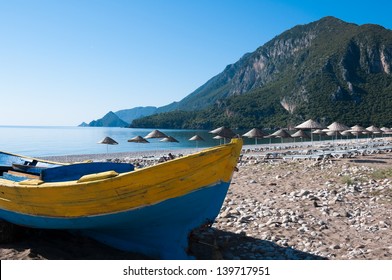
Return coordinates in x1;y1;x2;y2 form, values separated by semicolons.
39;137;392;164
1;137;392;260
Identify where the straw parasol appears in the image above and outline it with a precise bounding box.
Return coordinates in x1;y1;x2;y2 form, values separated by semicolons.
295;119;324;130
160;136;179;143
327;122;350;132
242;128;266;145
144;129;168;139
326;130;341;138
269;129;292;143
366;125;382;136
97;136;118;153
312;129;326;141
189;135;204;141
209;126;235;138
366;125;381;132
264;134;274;144
212;135;224;145
327;122;350;142
189;135;204;148
295;119;324;142
381;127;392;136
127;135;149;143
127;136;149;153
341;130;353;139
349;125;366;141
209;126;235;143
291;130;310;142
361;130;372;138
351;125;366;132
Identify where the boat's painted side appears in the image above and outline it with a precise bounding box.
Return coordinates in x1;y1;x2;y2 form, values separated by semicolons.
0;180;229;259
0;139;242;259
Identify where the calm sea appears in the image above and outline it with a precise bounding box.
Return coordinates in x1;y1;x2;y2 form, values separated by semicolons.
0;126;264;157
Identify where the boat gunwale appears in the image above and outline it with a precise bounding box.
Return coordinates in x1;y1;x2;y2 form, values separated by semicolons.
0;139;243;217
1;139;242;188
0;150;66;166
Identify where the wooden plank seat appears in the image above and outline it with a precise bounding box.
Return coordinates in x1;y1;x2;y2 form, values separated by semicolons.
2;170;40;182
40;162;134;182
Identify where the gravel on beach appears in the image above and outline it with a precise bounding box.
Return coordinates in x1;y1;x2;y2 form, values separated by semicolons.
1;140;392;260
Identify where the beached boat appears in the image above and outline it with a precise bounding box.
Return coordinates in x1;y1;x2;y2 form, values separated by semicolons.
0;138;242;259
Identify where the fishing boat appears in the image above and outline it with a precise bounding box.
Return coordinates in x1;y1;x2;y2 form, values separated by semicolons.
0;138;242;259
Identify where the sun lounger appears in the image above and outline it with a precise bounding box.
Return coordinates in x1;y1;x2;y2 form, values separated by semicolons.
282;153;330;161
330;149;358;158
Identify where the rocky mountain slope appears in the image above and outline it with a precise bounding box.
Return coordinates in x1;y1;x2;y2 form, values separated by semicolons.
132;16;392;129
83;16;392;128
166;17;392;111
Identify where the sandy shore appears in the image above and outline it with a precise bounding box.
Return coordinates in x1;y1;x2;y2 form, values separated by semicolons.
1;139;392;260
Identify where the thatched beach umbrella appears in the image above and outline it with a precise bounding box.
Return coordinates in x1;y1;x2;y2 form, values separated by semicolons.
366;125;382;138
341;130;353;139
366;125;381;132
327;122;350;132
160;136;179;143
295;119;324;129
209;126;235;138
381;127;392;136
189;135;204;141
361;130;372;139
144;129;168;139
98;136;118;153
326;130;341;138
242;128;266;145
269;129;292;143
312;129;326;141
209;126;235;143
144;129;168;151
127;136;149;153
128;135;149;143
291;130;310;142
295;119;324;142
349;125;366;141
327;122;350;142
189;135;204;148
264;134;274;144
213;135;224;145
351;125;366;132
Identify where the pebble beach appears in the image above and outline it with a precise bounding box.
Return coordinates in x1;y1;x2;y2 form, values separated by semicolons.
1;139;392;260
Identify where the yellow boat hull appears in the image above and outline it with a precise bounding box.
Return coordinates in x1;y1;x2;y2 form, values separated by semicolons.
0;138;243;259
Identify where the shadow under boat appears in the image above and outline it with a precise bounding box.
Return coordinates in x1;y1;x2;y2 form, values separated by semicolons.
188;227;327;260
1;225;326;260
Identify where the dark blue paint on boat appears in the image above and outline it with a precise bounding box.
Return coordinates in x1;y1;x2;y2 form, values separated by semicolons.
41;162;134;182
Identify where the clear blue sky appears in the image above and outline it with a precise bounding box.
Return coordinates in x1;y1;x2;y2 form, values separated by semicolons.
1;0;391;126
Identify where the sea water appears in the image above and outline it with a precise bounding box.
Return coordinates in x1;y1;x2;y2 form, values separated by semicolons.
0;126;263;157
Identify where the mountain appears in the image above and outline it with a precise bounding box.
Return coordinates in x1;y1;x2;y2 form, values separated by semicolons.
83;111;129;127
132;16;392;129
80;106;158;127
78;122;89;127
115;106;158;123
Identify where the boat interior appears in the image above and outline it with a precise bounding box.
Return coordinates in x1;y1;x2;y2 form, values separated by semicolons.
0;158;135;183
